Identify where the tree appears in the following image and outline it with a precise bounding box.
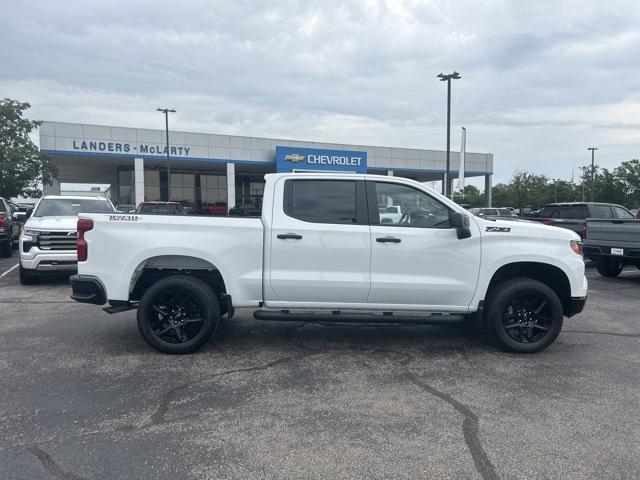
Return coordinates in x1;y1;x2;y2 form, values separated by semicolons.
0;99;56;198
613;159;640;207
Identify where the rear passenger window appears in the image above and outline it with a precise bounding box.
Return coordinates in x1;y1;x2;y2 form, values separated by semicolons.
591;205;613;218
559;206;589;219
285;180;358;224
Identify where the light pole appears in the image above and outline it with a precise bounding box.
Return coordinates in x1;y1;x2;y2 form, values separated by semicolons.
157;108;176;200
437;71;461;198
587;147;598;202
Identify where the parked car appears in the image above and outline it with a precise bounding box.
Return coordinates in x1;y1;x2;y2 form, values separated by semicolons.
136;201;185;215
536;202;635;239
70;172;587;355
7;201;30;249
19;196;115;284
469;208;517;220
0;197;18;257
379;205;404;224
582;217;640;277
228;203;261;217
201;202;228;216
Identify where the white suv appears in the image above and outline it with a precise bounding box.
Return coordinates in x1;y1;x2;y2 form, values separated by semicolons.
19;196;115;284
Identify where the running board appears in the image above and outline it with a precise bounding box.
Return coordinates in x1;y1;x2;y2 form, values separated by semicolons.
253;310;465;324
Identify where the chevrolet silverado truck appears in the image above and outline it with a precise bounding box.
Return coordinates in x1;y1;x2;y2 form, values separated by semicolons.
583;218;640;277
70;173;588;354
19;195;115;284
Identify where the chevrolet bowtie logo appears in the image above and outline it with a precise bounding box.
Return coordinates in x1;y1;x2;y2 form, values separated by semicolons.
284;153;305;163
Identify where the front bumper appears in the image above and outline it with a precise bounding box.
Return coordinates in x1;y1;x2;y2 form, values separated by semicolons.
19;246;77;272
567;296;587;317
70;275;107;305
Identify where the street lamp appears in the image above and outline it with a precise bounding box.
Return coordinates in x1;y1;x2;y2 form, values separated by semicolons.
587;147;598;202
437;71;461;198
157;108;176;200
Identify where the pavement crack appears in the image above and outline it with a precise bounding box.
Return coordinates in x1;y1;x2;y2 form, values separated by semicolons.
28;446;88;480
564;329;640;338
400;356;499;480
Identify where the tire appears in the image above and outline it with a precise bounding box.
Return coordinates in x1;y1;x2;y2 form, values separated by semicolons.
137;275;220;354
484;277;564;353
596;258;623;278
0;241;12;258
19;264;37;285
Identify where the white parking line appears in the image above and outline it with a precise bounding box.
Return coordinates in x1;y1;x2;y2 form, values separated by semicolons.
0;263;19;278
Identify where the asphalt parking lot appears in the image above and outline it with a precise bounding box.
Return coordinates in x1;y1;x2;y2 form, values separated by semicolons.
0;256;639;480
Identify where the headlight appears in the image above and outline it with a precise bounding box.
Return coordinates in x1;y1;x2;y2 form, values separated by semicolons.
24;229;41;236
570;240;583;256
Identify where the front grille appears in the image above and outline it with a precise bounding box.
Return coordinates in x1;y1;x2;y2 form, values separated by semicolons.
37;231;77;251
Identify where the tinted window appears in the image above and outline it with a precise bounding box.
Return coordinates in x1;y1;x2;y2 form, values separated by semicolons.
139;204;183;215
0;200;6;213
34;199;114;217
543;206;560;218
497;209;513;216
374;182;450;228
591;205;613;218
612;206;634;219
559;206;589;219
286;180;357;224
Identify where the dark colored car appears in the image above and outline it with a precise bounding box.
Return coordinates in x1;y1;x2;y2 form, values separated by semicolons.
201;202;228;216
116;204;137;213
228;203;262;217
537;202;634;239
136;202;186;215
0;198;15;257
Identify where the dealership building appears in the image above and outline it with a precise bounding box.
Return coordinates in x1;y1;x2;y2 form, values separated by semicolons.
39;121;494;210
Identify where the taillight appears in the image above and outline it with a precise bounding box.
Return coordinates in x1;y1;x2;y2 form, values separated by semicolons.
542;219;552;225
76;218;94;262
580;221;587;240
0;213;5;229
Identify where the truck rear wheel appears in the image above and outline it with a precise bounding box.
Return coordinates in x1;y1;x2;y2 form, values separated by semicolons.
485;278;563;353
137;275;220;354
595;258;623;278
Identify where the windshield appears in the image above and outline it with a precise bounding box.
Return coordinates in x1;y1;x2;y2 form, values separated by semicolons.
34;198;114;217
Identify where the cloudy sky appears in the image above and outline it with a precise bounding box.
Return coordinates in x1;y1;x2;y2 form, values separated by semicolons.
1;0;639;183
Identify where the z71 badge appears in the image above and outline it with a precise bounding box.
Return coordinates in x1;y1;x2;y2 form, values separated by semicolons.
486;226;511;232
108;215;139;222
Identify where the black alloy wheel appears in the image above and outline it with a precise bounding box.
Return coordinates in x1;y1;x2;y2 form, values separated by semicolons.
137;275;220;354
502;293;552;344
150;291;205;344
485;277;564;353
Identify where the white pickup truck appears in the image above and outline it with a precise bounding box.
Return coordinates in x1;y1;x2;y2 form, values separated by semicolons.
70;173;588;354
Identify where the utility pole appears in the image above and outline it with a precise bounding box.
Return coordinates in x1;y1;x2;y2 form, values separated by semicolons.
437;71;461;198
587;147;598;202
554;179;558;203
157;108;176;200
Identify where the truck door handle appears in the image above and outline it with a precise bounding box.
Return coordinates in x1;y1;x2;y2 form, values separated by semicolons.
376;236;401;243
277;233;303;240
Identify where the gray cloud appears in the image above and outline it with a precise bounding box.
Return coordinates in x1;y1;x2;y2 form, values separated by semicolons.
1;0;639;182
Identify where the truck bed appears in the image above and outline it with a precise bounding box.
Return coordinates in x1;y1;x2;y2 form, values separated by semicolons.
583;218;640;261
79;213;264;303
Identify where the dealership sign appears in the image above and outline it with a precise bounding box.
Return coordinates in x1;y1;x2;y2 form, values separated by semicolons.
71;140;192;157
275;146;367;173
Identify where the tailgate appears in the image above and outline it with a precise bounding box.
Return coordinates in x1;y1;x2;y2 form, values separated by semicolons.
586;219;640;244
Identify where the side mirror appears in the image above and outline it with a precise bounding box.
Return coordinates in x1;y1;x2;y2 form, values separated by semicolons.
450;212;472;240
12;211;26;221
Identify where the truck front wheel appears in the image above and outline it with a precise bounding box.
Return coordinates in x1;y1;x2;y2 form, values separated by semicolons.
485;278;564;353
595;258;623;278
137;275;220;354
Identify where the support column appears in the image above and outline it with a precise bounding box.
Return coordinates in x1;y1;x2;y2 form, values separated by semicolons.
134;158;145;207
227;163;236;210
43;179;61;196
485;174;493;207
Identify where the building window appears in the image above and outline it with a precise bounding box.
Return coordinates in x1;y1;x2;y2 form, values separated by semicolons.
201;175;227;205
170;173;195;206
144;171;161;201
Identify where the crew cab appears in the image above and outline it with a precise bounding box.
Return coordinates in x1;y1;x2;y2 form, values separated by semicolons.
70;173;588;354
